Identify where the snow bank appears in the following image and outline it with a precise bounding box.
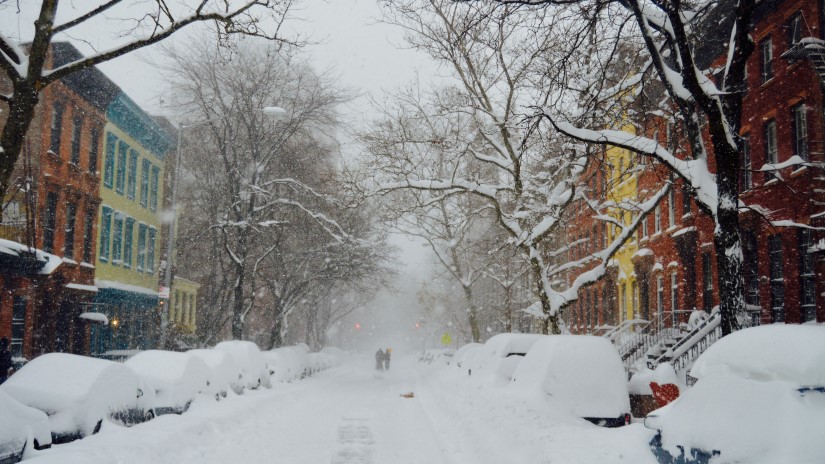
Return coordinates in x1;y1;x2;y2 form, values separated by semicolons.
690;324;825;384
214;341;269;390
511;336;630;419
188;349;243;395
125;351;211;413
1;353;150;439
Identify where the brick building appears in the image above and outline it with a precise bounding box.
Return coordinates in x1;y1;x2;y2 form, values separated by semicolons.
0;43;117;359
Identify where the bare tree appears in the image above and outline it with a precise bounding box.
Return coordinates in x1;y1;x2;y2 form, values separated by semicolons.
361;1;666;333
0;0;300;201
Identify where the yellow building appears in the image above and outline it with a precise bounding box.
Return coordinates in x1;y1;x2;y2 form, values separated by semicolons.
171;276;200;333
90;92;170;354
606;122;639;322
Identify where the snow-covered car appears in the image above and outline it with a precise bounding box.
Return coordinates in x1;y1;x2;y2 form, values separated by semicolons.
125;350;211;414
1;353;155;444
418;349;455;365
215;341;270;389
452;342;483;371
188;348;243;396
645;325;825;464
462;334;545;385
511;335;631;427
0;387;51;463
263;345;309;383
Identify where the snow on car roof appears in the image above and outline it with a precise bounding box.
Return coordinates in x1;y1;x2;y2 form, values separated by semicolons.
125;350;210;389
1;353;136;413
511;335;629;418
483;333;545;357
690;324;825;385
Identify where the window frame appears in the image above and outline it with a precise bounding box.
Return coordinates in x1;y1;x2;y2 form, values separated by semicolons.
123;217;135;269
137;223;147;271
104;133;117;188
759;36;773;83
64;202;77;259
799;229;816;321
100;206;112;261
150;166;160;211
70;115;83;166
49;102;64;155
82;209;94;263
791;103;809;162
768;234;785;322
764;119;778;182
741;134;752;191
42;192;59;253
127;150;139;200
116;141;129;194
112;212;124;264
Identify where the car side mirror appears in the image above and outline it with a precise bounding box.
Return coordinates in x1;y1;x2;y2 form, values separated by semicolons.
644;414;661;430
137;388;144;398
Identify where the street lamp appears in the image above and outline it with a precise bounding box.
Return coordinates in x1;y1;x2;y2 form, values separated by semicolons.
158;106;286;346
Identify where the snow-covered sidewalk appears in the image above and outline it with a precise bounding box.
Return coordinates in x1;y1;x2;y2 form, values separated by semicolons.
24;353;657;464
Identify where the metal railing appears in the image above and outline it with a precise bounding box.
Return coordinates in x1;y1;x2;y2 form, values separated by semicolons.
650;311;721;372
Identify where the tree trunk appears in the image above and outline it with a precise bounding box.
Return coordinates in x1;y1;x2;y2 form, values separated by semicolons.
462;285;481;342
710;135;744;336
503;286;513;332
0;84;40;200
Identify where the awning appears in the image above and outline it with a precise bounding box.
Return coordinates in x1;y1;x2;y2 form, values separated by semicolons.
65;283;99;293
79;312;109;324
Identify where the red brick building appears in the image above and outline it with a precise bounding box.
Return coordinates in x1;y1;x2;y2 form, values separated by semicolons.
0;43;118;359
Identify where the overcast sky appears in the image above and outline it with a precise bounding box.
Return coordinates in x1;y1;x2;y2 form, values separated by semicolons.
1;0;438;347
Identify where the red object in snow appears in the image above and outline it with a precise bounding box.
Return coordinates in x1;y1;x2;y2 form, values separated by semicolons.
650;382;680;408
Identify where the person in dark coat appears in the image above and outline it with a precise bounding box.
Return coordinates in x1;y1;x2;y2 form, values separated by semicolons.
375;348;385;371
0;337;12;384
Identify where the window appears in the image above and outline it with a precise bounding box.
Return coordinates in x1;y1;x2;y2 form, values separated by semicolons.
642;215;648;237
632;281;639;319
619;285;625;320
11;297;27;357
70;116;83;165
127;150;138;200
137;224;147;270
764;119;778;181
112;213;124;263
123;218;135;269
654;203;661;233
671;271;679;318
150;166;160;211
82;210;94;263
49;102;64;155
702;252;713;311
792;104;809;161
799;229;816;322
682;184;691;216
89;128;100;174
740;135;752;191
768;234;784;322
116;142;128;194
42;192;58;253
64;202;77;259
759;37;773;83
668;188;676;227
100;207;112;260
788;13;803;47
104;133;116;187
147;227;157;272
742;230;760;311
140;160;150;207
656;274;664;316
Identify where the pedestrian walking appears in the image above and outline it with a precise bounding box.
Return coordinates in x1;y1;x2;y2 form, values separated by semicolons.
375;348;385;371
384;348;392;370
0;337;12;384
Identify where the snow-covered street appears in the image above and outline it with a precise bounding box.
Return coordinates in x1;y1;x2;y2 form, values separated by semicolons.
23;352;656;464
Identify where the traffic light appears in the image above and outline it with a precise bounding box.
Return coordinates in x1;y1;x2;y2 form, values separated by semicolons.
355;323;361;329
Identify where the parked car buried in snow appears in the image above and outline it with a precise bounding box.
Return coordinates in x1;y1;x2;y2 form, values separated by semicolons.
0;353;155;444
463;333;545;386
510;335;631;427
644;324;825;464
188;348;242;396
125;350;211;414
0;388;51;464
214;341;270;389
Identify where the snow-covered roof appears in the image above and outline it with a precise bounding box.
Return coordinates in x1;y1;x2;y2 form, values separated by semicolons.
632;248;653;258
95;279;159;297
66;283;98;293
0;238;62;275
79;312;108;324
651;262;664;273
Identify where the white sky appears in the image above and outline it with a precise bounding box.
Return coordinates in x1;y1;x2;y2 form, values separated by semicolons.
1;0;438;343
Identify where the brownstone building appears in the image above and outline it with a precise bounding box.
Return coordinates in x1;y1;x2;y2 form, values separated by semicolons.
0;43;118;359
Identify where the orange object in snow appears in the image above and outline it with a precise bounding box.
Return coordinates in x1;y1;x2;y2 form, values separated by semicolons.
650;382;680;408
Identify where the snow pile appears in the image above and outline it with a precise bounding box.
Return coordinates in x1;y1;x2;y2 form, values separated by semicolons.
125;351;211;413
188;349;243;396
1;353;151;440
214;341;270;390
510;336;630;419
649;325;825;464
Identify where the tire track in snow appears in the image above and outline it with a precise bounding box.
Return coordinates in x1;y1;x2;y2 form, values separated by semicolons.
330;418;374;464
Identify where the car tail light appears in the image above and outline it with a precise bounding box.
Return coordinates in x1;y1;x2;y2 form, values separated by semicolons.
625;413;631;425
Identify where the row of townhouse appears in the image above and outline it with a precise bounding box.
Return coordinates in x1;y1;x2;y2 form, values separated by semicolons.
0;43;199;362
564;0;825;336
